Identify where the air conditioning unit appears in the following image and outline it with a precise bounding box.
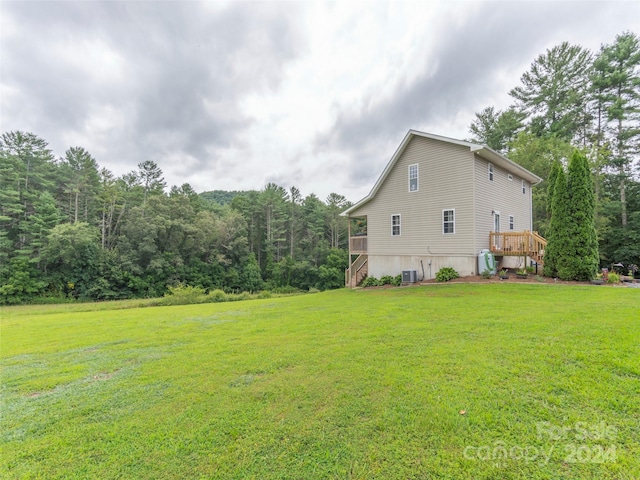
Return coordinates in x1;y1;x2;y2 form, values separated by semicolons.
402;270;417;283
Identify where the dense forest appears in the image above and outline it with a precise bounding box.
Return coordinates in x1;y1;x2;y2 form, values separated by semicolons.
0;139;352;304
1;31;639;304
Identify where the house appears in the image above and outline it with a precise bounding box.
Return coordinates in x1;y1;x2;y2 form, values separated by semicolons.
342;130;546;287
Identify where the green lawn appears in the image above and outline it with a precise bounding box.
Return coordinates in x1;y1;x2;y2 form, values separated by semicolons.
1;284;639;479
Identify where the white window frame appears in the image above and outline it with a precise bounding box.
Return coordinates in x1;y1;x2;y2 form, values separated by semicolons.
509;215;514;231
488;163;494;181
442;209;455;234
391;214;401;236
508;174;513;181
522;179;526;194
408;164;419;192
492;211;501;249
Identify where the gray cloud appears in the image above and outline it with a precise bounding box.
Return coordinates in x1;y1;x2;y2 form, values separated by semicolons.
1;1;303;172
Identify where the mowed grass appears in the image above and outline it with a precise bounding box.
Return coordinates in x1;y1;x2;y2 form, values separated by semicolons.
1;284;639;479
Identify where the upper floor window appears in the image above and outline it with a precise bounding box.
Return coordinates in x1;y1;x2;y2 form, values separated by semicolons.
522;180;526;194
488;163;494;181
508;174;513;181
409;164;418;192
391;214;401;236
509;215;514;231
443;209;455;234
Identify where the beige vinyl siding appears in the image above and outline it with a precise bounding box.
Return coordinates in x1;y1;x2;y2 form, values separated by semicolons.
473;154;532;252
352;136;476;256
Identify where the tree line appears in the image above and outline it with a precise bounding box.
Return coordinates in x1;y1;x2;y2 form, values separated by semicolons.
469;31;640;270
0;132;352;304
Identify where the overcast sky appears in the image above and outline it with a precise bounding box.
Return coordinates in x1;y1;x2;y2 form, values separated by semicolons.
2;1;639;202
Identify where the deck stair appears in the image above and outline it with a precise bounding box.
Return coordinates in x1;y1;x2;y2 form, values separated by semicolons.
345;254;368;287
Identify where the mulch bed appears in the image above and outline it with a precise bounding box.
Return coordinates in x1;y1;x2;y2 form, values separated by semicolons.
417;274;636;286
361;275;638;289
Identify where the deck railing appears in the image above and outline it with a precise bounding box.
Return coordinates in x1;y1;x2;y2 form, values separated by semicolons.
345;254;368;287
349;236;367;254
489;230;547;263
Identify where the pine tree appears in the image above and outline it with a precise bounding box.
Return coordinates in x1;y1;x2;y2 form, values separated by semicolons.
566;150;600;280
469;106;525;153
325;193;349;249
288;186;302;259
62;147;100;224
510;42;593;142
137;160;166;215
28;191;60;267
592;32;640;227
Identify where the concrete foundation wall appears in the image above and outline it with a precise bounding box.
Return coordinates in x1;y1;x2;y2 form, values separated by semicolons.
367;255;477;280
498;256;526;270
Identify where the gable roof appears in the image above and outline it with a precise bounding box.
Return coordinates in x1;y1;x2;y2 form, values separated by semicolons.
342;130;543;217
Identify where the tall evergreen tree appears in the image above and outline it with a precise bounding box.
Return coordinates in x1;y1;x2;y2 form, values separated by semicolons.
510;42;593;141
469;106;525;153
137;160;166;213
288;186;302;259
62;146;100;223
566;150;600;280
592;32;640;227
325;193;349;249
546;160;562;222
28;191;60;268
260;183;289;269
544;167;571;278
0;131;55;253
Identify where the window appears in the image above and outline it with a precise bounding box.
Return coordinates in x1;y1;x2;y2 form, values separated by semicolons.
488;163;494;181
391;214;401;236
508;174;513;181
522;180;526;194
509;215;514;231
409;164;418;192
443;209;455;234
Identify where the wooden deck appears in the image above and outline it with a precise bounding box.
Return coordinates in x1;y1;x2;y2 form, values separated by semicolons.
346;236;368;287
489;231;546;264
349;236;367;254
